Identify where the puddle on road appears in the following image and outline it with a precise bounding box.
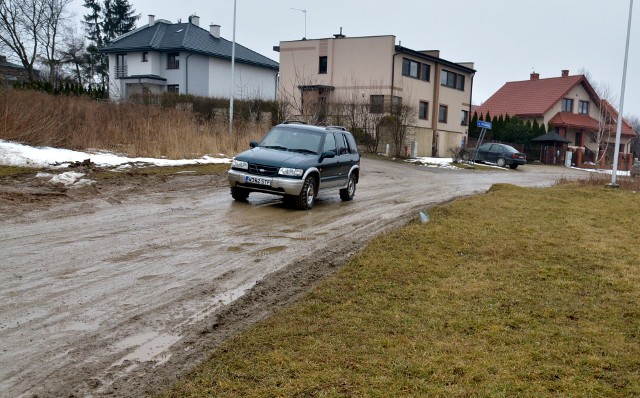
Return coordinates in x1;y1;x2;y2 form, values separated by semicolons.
111;332;182;369
250;246;287;256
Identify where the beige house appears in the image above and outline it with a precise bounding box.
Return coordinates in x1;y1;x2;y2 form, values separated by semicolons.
276;34;475;157
476;71;636;169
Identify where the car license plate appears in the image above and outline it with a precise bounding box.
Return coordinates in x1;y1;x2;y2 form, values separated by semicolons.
246;176;272;186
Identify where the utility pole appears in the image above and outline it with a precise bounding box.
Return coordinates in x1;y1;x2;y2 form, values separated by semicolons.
609;0;634;187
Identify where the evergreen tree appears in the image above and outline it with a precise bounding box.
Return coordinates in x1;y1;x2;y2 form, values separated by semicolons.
109;0;140;39
532;119;540;137
469;111;479;139
83;0;106;84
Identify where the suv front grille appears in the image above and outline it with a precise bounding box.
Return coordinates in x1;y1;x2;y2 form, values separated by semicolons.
249;163;278;176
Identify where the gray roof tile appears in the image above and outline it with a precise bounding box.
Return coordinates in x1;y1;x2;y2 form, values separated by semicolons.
102;21;278;70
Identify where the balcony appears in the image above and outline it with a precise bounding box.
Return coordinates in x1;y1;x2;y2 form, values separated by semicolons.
115;65;128;78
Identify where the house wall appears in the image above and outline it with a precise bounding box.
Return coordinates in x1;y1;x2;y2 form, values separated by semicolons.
544;84;596;125
186;54;210;97
278;35;474;157
279;35;395;108
208;58;277;100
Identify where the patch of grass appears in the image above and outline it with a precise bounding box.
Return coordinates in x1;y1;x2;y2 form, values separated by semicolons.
161;184;640;397
89;163;230;180
0;165;38;178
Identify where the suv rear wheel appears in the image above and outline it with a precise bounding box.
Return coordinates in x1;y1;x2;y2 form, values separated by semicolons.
295;176;316;210
340;173;357;201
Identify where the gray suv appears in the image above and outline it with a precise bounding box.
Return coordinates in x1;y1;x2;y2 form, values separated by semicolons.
228;122;360;210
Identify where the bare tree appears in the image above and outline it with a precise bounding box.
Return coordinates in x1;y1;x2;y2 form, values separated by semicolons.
0;0;46;82
58;26;86;86
385;102;416;158
579;69;621;164
628;114;640;159
38;0;73;85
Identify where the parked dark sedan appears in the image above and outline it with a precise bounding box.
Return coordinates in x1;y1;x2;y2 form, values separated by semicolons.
469;143;526;169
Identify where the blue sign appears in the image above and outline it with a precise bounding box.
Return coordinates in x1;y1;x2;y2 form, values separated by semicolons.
477;120;492;129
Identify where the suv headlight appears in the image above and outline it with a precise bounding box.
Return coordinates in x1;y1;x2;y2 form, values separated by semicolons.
232;159;248;170
278;167;303;177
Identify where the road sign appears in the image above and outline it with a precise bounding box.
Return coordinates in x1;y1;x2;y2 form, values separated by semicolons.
477;120;492;129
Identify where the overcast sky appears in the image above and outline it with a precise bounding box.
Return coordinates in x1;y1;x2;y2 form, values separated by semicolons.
69;0;639;118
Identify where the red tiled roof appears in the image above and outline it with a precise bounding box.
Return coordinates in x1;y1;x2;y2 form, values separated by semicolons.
548;112;600;130
549;111;635;137
476;75;595;117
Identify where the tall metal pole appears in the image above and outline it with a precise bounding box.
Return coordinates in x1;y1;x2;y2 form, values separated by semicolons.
228;0;237;136
290;8;307;39
610;0;634;186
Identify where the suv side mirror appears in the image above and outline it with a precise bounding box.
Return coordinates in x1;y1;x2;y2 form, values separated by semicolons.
249;141;259;148
322;150;336;159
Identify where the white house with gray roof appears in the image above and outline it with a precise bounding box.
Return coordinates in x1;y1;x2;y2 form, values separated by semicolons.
102;15;279;101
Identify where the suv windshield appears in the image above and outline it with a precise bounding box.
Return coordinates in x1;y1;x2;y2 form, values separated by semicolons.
259;127;323;154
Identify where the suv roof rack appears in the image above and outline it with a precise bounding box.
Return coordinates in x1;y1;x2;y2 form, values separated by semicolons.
326;125;347;131
282;120;307;125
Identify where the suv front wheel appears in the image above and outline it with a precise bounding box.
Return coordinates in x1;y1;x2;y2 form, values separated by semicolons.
295;176;316;210
230;186;249;202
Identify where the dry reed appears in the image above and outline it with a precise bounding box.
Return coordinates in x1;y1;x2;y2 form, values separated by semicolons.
0;88;268;158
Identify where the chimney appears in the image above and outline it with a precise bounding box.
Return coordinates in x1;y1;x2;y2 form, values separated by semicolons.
148;14;155;26
333;27;346;39
530;72;540;80
210;24;220;39
0;55;6;63
189;14;200;26
561;69;569;77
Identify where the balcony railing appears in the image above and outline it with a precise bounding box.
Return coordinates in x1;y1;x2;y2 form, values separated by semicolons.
115;65;128;78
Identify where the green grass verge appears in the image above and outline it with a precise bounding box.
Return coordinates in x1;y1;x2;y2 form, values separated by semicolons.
161;183;640;397
89;163;229;180
0;165;40;178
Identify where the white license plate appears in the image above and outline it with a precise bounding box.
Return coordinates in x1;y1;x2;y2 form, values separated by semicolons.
246;176;272;186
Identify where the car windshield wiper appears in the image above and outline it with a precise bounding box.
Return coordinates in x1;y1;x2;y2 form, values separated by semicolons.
263;145;288;151
288;148;318;155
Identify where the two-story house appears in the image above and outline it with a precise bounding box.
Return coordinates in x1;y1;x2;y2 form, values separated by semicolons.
102;15;279;101
276;34;475;157
476;71;636;169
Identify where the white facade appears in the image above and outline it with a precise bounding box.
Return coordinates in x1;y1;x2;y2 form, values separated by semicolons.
108;50;278;101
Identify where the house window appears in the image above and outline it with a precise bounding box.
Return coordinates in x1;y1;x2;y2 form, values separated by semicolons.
402;58;430;82
391;96;402;114
402;58;420;78
579;100;589;114
167;52;179;69
461;110;469;126
456;74;465;90
562;98;573;112
439;104;448;123
441;69;465;91
370;95;384;113
419;101;429;120
115;53;127;78
319;56;327;74
142;52;148;62
421;64;431;81
167;84;179;94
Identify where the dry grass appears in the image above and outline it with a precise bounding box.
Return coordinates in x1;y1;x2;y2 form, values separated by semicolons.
161;184;640;397
0;89;266;158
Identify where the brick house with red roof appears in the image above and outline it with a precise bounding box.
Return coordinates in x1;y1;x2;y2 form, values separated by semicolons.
476;70;636;170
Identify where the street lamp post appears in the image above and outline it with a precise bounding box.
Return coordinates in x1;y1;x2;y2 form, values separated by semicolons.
609;0;634;187
229;0;237;136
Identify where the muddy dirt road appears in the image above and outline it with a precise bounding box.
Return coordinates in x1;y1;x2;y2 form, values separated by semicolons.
0;159;588;397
